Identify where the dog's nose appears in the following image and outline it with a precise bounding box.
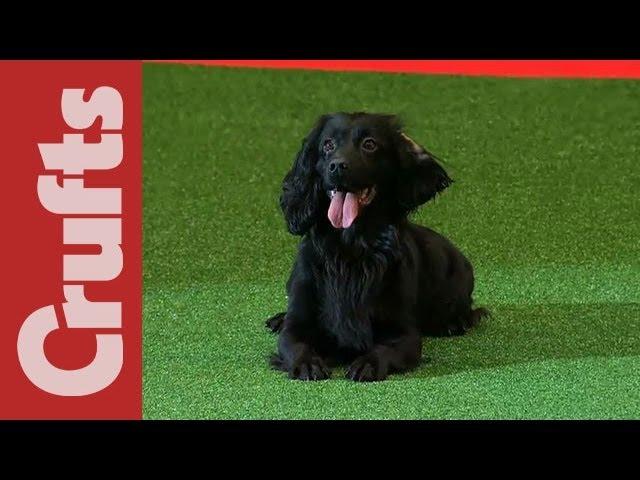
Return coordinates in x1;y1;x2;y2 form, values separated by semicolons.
329;160;348;173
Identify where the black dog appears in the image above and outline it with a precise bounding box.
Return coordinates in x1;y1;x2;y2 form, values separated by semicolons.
267;112;488;381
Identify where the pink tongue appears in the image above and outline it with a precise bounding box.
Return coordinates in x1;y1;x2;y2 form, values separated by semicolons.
328;191;345;228
342;192;360;228
328;192;360;229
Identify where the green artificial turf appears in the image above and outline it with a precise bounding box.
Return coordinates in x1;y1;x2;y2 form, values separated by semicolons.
142;63;640;419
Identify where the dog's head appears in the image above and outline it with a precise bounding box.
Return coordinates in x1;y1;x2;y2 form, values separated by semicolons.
280;112;452;235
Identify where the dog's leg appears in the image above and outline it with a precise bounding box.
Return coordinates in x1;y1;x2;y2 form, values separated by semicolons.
273;324;331;381
270;270;331;381
346;329;422;382
265;311;286;333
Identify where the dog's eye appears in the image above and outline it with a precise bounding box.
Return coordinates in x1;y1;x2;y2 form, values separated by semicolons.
323;138;336;154
362;138;377;152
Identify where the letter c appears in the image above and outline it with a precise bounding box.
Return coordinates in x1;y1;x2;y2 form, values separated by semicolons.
17;305;123;396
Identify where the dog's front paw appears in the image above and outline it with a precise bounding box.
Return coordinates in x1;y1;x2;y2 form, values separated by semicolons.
346;354;388;382
289;355;331;381
265;312;286;333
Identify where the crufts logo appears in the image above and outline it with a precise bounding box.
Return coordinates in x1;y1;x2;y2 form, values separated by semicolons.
17;87;124;396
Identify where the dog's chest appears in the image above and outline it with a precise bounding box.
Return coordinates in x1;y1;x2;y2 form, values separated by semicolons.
311;226;401;351
316;251;396;351
318;263;372;351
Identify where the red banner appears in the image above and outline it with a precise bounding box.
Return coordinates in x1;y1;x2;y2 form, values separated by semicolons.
0;61;141;419
152;60;640;79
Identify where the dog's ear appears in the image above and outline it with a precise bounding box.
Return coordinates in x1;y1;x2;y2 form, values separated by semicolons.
395;132;452;212
280;115;329;235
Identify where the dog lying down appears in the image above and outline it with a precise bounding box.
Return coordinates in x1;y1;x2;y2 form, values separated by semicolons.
266;112;488;381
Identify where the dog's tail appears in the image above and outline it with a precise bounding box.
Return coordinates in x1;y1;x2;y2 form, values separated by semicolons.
454;305;490;336
470;306;491;327
421;304;490;337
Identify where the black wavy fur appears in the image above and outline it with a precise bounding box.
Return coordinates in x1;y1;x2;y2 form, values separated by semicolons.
268;112;488;381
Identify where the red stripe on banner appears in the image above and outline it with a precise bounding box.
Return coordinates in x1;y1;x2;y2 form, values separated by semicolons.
150;60;640;79
0;61;142;419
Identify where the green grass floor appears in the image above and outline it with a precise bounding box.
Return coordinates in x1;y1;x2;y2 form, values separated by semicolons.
143;63;640;419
